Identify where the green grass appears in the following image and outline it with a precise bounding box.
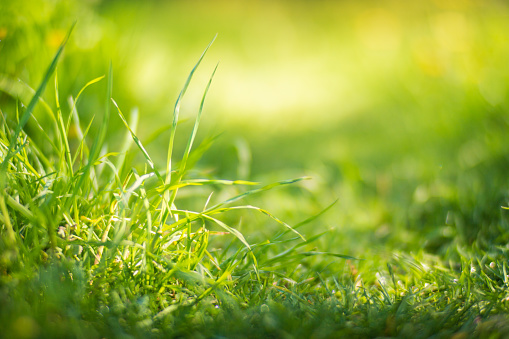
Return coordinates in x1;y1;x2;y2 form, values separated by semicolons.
3;2;509;338
0;29;351;338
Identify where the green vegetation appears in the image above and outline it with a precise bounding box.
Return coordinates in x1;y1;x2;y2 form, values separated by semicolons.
2;1;509;337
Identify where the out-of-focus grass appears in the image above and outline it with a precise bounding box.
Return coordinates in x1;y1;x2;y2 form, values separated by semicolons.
5;1;509;129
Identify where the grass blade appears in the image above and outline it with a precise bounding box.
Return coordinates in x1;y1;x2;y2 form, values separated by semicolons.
0;22;75;186
111;99;163;182
206;177;311;212
171;63;219;198
162;34;217;224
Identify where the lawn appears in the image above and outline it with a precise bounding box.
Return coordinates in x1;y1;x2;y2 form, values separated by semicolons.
2;1;509;338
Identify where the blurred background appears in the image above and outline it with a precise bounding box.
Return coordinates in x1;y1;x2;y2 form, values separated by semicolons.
2;0;509;260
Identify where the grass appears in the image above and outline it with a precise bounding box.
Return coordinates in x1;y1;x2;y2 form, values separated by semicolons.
3;7;509;338
0;30;349;338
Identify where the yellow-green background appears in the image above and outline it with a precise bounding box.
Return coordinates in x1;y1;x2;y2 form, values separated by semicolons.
2;0;509;256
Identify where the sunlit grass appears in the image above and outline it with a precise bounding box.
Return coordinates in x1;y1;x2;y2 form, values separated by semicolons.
0;30;354;337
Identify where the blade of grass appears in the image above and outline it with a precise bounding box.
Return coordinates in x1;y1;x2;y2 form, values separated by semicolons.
87;62;112;173
226;205;305;241
114;107;139;178
0;22;75;187
66;75;105;132
60;62;112;236
169;62;219;205
111;99;163;182
154;179;259;196
54;69;74;175
162;34;217;226
205;177;311;213
274;199;338;240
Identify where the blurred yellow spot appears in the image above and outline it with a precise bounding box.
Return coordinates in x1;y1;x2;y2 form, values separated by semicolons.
432;0;472;10
432;12;470;52
0;28;7;40
130;48;168;101
12;316;39;339
67;124;78;138
46;29;65;48
355;9;401;51
411;37;444;77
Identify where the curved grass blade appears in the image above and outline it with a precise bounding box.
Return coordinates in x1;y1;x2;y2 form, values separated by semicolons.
111;99;163;182
226;205;306;241
274;199;338;240
159;178;310;240
154;178;259;195
205;177;311;213
66;75;105;132
199;213;251;251
87;62;112;172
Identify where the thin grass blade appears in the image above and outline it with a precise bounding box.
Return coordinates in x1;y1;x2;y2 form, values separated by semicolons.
0;22;75;185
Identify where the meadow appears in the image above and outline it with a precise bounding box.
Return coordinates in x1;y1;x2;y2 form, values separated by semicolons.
2;0;509;337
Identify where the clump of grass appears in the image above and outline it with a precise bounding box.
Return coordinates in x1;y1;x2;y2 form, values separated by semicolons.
0;29;346;337
5;33;281;262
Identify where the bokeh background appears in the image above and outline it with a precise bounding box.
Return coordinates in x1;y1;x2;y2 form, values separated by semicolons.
2;0;509;260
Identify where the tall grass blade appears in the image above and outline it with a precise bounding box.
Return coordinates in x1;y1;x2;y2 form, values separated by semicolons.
0;22;75;186
162;34;217;224
54;70;73;175
87;62;112;171
114;107;138;177
170;63;219;203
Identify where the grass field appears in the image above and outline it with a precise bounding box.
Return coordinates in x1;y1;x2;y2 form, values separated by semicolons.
2;0;509;338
